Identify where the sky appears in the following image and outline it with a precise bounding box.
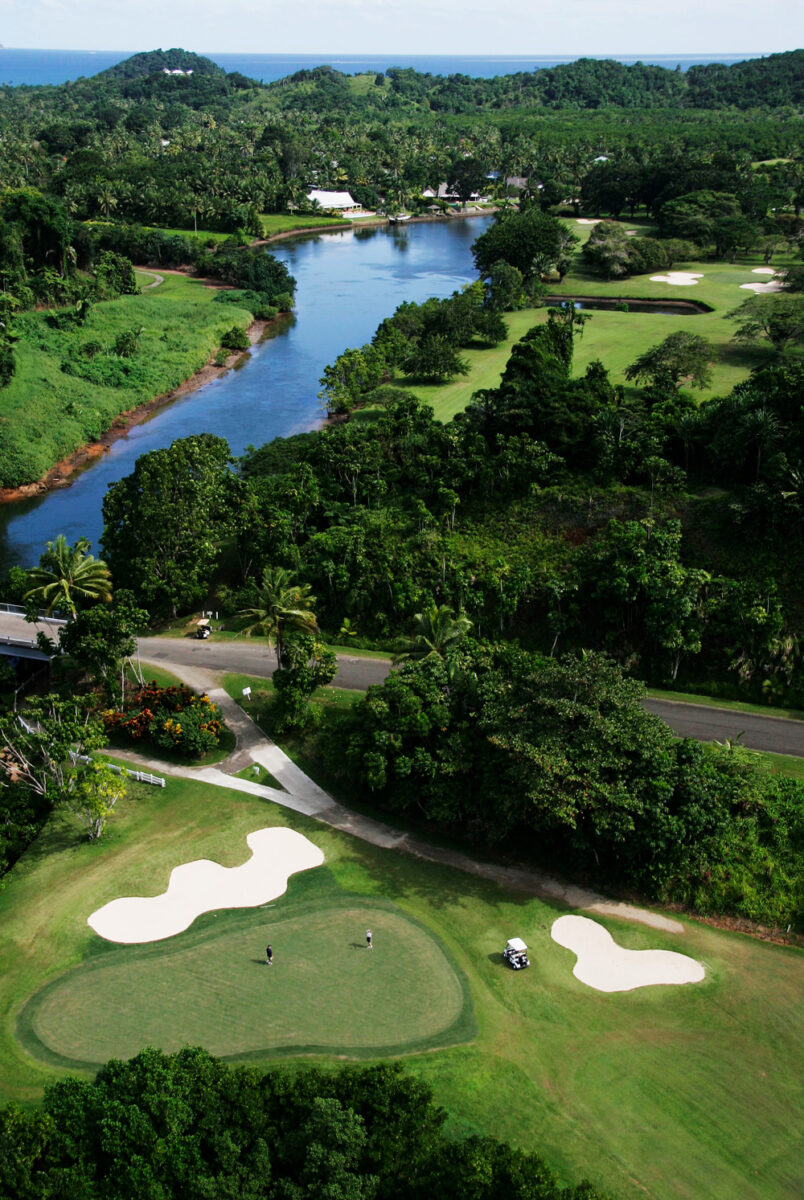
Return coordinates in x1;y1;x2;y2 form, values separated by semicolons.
0;0;797;55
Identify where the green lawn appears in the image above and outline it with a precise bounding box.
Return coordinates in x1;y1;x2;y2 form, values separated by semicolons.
235;763;286;790
125;662;185;690
259;212;351;237
21;887;470;1067
0;272;253;488
223;671;363;714
745;750;804;782
0;769;802;1200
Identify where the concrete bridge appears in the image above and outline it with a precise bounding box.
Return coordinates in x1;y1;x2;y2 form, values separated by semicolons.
0;604;66;661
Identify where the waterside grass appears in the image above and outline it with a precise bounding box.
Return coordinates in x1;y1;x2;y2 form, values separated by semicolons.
0;272;254;489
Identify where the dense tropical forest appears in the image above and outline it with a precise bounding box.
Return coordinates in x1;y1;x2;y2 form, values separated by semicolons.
1;45;803;1200
1;46;802;911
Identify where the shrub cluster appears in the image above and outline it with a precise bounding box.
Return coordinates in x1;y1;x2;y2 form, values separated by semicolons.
213;288;280;319
104;682;223;758
582;222;699;278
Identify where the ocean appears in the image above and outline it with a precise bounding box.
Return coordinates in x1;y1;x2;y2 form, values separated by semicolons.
0;49;762;88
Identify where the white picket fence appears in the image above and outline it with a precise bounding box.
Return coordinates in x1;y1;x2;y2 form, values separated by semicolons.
70;751;166;788
17;719;166;789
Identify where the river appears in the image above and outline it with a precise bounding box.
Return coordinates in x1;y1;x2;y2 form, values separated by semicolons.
0;216;493;571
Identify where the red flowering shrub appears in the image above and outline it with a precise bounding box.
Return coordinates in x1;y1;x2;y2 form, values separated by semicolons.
103;683;224;758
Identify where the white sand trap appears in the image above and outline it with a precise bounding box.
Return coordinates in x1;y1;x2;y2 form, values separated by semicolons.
625;229;637;236
576;218;600;225
649;271;704;286
739;280;783;293
752;267;777;275
551;915;704;993
87;828;324;944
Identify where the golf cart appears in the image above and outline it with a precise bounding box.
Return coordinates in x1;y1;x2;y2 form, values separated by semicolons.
195;618;211;640
503;937;530;970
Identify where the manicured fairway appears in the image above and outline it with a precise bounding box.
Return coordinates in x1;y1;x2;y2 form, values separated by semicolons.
1;769;802;1200
401;228;800;422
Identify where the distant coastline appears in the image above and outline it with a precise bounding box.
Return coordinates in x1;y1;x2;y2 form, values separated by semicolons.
0;48;765;87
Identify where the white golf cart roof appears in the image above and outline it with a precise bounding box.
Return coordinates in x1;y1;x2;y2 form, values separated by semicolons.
506;937;528;952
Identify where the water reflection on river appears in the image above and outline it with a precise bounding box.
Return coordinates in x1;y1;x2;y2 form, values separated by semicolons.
0;216;492;570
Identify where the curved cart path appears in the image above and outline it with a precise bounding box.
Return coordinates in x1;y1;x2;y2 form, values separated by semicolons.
113;658;687;936
135;270;165;290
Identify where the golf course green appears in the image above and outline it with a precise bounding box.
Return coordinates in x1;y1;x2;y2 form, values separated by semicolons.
20;892;471;1068
1;769;801;1200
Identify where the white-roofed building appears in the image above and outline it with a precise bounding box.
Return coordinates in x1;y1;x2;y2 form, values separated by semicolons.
307;189;360;212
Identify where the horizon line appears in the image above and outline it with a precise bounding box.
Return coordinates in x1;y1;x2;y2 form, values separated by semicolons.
0;47;782;57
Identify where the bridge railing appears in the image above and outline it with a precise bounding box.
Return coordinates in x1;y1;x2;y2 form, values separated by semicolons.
1;634;43;650
0;602;67;625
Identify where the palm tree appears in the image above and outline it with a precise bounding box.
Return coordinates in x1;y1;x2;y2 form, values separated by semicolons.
237;566;318;670
394;605;472;665
23;536;112;618
95;185;118;220
741;406;783;482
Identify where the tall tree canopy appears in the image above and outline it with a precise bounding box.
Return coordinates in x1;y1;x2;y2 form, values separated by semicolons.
102;434;237;616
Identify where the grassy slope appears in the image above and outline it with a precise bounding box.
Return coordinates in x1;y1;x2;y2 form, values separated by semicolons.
259;213;350;236
401;219;797;422
645;687;804;721
0;769;801;1200
744;750;804;782
0;273;253;488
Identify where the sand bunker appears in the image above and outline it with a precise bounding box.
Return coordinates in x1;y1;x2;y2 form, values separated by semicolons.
551;915;704;993
88;828;324;944
739;280;783;293
576;218;599;225
752;267;777;275
649;271;704;286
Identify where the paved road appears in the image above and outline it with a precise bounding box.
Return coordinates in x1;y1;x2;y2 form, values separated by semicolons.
137;635;804;759
2;610;801;757
642;697;804;756
137;635;392;692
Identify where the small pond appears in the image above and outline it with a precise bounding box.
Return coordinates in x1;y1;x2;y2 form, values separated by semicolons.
545;295;711;315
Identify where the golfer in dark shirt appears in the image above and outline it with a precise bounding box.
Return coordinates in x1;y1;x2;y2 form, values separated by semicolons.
266;944;273;965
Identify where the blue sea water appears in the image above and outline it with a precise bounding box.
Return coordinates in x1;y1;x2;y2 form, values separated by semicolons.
0;48;760;88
